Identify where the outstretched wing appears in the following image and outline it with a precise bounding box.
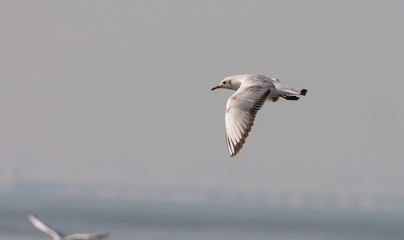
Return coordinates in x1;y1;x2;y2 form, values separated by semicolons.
225;86;271;157
65;232;110;240
28;213;64;240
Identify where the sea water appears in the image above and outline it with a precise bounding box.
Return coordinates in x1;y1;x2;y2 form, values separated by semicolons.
1;196;404;240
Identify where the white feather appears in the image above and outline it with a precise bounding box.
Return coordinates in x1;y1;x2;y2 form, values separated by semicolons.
28;214;109;240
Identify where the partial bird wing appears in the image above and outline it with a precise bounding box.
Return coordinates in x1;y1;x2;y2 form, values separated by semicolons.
225;85;271;157
65;232;110;240
28;213;64;240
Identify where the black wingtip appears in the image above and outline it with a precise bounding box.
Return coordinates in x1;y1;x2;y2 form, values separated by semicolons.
301;89;307;96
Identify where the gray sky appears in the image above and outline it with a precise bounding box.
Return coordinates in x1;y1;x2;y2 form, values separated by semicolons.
1;1;404;199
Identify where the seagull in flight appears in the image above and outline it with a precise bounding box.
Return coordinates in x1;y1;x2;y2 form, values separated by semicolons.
211;74;307;157
28;213;110;240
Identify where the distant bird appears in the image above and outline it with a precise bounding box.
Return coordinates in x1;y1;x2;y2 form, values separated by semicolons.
28;213;110;240
211;74;307;157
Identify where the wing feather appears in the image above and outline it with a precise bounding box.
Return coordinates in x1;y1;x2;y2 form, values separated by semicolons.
65;232;110;240
225;86;271;157
28;214;64;240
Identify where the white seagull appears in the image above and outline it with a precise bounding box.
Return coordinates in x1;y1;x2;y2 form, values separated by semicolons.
28;213;110;240
211;74;307;157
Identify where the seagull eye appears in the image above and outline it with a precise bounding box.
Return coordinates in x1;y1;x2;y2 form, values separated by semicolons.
223;81;226;84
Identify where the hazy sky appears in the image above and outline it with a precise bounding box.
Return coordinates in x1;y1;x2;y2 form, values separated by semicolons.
1;1;404;198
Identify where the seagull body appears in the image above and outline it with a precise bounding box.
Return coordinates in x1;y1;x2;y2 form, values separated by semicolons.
211;74;307;157
28;214;110;240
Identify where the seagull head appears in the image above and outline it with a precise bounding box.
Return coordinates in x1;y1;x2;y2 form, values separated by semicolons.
211;76;241;91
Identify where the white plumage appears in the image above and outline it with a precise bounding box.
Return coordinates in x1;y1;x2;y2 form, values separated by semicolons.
28;213;110;240
211;74;307;157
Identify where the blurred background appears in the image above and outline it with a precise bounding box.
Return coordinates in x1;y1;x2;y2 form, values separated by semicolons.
1;1;404;240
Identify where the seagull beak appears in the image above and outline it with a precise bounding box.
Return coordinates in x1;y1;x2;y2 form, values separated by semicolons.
211;85;221;91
